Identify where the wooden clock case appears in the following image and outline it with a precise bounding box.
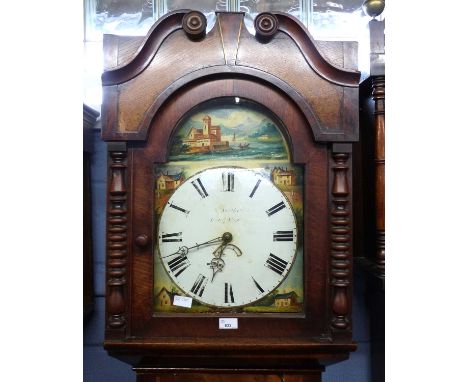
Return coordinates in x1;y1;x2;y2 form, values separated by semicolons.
101;10;360;380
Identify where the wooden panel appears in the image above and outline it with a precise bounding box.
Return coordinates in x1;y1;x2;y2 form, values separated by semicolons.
117;28;225;132
316;41;358;71
237;30;344;132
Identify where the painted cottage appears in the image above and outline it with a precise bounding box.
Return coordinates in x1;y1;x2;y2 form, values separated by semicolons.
156;172;184;191
274;291;299;307
271;167;296;187
155;287;175;309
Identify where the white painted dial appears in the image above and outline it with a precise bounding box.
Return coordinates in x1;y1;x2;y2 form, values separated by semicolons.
157;167;298;308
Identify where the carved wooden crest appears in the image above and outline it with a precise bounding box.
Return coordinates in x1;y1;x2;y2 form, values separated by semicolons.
102;10;359;142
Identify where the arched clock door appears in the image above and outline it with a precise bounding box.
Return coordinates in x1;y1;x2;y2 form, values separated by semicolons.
102;10;360;382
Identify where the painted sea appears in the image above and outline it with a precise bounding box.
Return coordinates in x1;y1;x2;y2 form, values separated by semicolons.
168;98;291;162
169;139;288;161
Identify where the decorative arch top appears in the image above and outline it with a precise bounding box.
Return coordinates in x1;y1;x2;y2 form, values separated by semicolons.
101;9;187;86
102;10;360;88
101;10;360;143
269;12;360;87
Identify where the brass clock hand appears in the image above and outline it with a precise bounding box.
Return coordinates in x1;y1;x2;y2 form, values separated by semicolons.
161;236;223;259
209;246;243;282
212;243;227;258
209;235;243;281
223;243;243;257
208;257;226;281
212;232;234;256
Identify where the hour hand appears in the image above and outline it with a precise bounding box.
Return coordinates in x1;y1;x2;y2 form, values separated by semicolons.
208;257;226;281
212;243;227;258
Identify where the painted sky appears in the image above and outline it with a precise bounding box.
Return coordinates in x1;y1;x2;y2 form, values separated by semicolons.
179;105;282;137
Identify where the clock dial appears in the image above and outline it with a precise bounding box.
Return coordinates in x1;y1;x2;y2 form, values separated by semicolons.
157;167;298;308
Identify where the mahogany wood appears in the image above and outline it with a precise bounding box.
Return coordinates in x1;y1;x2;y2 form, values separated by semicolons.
330;145;353;338
106;142;128;330
373;76;385;274
101;12;359;142
101;9;360;379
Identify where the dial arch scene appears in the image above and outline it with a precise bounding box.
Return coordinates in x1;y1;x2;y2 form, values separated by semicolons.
154;97;305;313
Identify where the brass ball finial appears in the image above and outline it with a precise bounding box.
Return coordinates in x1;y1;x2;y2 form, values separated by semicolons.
362;0;385;18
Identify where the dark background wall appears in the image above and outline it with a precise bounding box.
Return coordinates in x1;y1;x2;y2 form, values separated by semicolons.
83;129;372;382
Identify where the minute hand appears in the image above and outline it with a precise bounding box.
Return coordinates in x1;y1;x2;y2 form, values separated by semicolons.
161;236;223;259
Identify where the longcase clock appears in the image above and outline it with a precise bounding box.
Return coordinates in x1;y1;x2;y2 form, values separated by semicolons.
102;10;360;382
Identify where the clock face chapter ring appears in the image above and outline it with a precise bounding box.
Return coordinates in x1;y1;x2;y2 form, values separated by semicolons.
156;167;299;309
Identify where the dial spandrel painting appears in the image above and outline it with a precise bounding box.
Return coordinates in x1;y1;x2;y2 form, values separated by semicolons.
153;98;304;314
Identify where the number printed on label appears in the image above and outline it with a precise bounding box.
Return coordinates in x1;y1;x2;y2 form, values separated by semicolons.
219;318;238;330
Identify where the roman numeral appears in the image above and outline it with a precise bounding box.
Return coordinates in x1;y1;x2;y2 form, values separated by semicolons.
225;283;235;303
191;274;208;297
191;178;208;198
222;172;235;192
252;277;265;293
266;253;289;275
273;230;294;241
249;179;261;198
266;201;286;216
169;202;189;215
167;254;190;277
161;232;183;242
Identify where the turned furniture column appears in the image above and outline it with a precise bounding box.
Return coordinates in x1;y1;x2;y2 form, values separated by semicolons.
361;4;386;380
373;76;385;274
106;142;128;331
330;144;353;335
367;15;385;275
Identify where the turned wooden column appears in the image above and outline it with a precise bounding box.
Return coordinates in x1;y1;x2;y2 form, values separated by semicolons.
373;76;385;274
106;142;128;331
361;5;386;380
366;15;385;275
330;146;353;334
